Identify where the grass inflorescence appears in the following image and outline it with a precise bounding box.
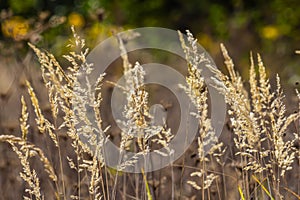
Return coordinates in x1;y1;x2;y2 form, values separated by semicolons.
0;28;299;200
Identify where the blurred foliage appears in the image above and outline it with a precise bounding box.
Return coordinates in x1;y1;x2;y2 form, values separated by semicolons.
0;0;299;80
0;0;112;59
101;0;300;39
100;0;300;82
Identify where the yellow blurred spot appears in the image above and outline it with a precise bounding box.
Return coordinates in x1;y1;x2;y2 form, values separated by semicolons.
87;23;104;39
68;12;85;28
197;33;213;49
107;167;123;176
1;16;29;40
261;25;280;40
197;33;219;56
85;22;119;45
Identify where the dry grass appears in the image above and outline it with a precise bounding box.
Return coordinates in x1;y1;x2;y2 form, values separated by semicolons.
0;28;299;200
208;43;299;200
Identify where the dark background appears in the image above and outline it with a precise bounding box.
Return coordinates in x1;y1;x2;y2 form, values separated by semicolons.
1;0;300;78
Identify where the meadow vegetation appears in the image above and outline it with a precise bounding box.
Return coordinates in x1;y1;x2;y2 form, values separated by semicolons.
0;28;299;200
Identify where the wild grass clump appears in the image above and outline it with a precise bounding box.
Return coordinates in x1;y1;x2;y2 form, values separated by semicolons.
179;30;225;199
0;27;299;199
206;43;299;199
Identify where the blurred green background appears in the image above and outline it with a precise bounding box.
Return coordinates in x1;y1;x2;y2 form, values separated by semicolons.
0;0;299;84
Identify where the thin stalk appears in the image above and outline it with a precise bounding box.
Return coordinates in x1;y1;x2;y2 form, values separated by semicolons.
170;150;175;200
201;149;205;199
99;165;107;200
57;136;66;200
54;118;66;200
252;175;275;200
77;141;81;199
123;174;126;200
209;154;221;200
179;103;191;199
